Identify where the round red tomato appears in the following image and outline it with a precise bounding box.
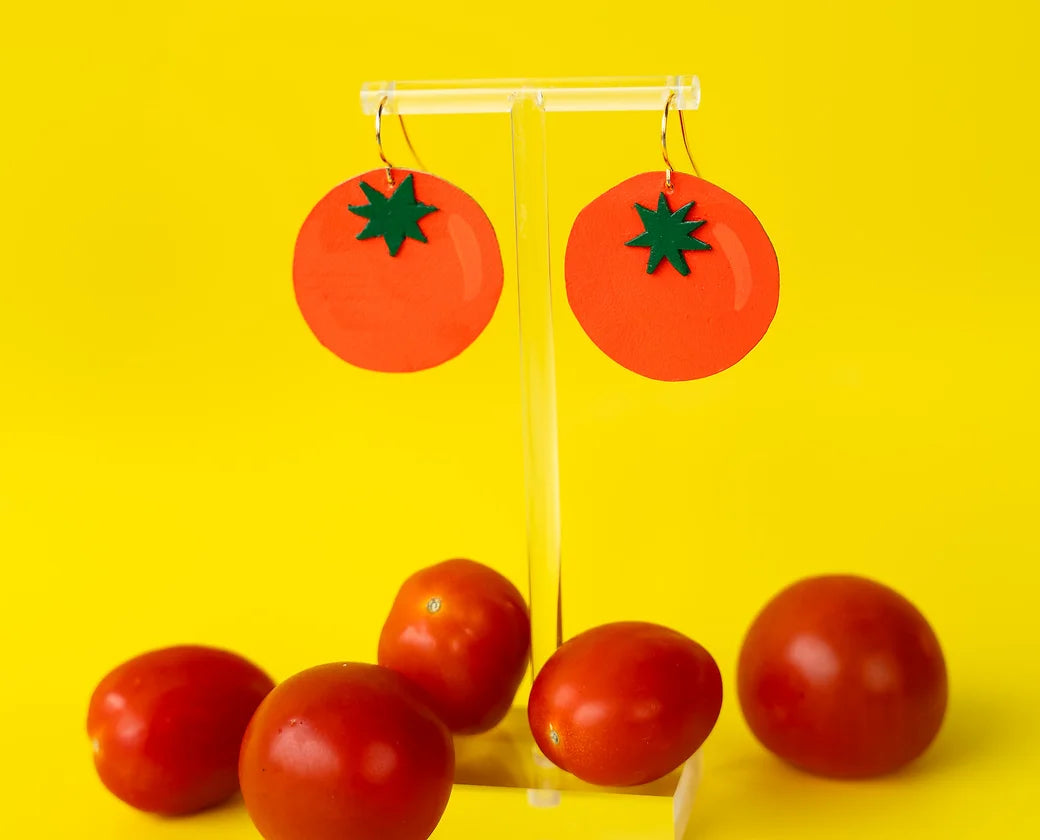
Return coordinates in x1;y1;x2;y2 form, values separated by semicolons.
378;558;530;734
566;171;779;381
738;575;948;778
293;169;503;372
528;621;723;786
87;645;274;815
239;662;453;840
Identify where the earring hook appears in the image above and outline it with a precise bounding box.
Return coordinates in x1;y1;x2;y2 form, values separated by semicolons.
375;95;427;188
661;92;700;190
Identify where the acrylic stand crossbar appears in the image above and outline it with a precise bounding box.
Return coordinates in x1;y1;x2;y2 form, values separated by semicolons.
359;77;702;840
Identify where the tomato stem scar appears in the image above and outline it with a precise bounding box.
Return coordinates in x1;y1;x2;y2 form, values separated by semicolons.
426;597;442;614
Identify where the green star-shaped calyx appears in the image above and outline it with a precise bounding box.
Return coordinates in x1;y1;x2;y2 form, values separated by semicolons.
625;192;711;275
347;173;438;256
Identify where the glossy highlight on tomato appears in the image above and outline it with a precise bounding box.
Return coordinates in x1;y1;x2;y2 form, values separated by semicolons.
378;558;530;734
738;575;948;778
87;645;275;815
528;621;723;786
239;662;454;840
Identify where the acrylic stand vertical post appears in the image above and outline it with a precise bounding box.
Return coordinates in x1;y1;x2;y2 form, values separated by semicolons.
360;77;702;840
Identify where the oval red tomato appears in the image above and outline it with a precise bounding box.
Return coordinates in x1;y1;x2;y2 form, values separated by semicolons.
566;171;779;381
738;575;947;778
528;621;723;786
87;645;275;815
378;558;530;734
239;662;453;840
293;169;503;373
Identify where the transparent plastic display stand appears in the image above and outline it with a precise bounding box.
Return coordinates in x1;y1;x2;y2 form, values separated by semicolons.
360;77;702;840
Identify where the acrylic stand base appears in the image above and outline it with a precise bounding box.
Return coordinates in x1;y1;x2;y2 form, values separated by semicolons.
450;708;702;839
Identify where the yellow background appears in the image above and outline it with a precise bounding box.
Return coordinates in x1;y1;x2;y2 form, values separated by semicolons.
2;1;1038;837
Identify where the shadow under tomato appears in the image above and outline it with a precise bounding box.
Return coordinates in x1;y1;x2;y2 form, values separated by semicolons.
154;791;245;821
682;694;1002;839
890;692;1001;780
682;751;878;840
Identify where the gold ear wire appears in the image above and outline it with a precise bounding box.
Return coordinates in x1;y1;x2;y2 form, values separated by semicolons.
661;92;701;189
375;96;427;188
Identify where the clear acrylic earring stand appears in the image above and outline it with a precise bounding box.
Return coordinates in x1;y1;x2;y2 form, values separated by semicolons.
360;77;702;840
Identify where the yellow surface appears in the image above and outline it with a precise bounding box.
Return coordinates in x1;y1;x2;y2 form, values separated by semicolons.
2;1;1038;837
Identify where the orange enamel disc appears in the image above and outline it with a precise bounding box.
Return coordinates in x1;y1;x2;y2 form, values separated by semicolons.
293;169;503;373
566;171;779;381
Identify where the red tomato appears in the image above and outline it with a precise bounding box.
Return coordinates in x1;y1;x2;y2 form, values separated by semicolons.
87;645;274;815
239;663;453;840
738;575;948;778
527;621;723;786
378;558;530;734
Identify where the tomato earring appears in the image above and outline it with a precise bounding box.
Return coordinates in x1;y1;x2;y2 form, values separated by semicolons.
565;94;780;381
293;98;504;373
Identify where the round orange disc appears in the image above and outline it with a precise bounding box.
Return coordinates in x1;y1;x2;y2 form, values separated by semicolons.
566;171;779;381
293;169;503;372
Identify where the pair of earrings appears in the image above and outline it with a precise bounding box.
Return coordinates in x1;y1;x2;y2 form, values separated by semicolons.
292;95;779;381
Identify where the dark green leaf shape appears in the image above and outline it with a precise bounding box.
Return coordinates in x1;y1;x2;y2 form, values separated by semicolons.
347;173;439;257
625;192;711;276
